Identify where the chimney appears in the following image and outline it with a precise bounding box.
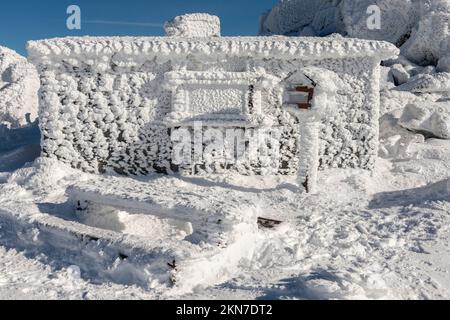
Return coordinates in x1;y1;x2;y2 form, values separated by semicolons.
164;13;221;37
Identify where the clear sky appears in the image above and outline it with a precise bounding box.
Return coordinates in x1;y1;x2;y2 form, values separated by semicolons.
0;0;277;56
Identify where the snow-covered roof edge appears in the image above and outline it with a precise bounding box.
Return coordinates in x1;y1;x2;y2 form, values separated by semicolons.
27;36;399;63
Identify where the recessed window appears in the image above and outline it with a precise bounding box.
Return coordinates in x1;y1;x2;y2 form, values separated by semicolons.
285;86;314;110
164;70;270;125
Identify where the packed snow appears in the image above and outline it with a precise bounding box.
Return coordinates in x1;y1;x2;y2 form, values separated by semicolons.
1;2;450;300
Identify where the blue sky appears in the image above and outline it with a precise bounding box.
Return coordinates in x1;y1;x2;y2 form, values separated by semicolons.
0;0;277;56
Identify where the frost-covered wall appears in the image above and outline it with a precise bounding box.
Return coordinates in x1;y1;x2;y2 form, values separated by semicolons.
28;32;397;176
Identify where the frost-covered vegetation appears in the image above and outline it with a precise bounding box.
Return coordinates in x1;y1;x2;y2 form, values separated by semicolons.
0;46;39;129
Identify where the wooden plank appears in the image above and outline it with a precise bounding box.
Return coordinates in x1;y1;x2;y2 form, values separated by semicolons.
257;217;282;229
295;86;314;110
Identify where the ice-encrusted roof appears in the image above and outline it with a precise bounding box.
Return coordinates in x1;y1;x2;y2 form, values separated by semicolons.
28;36;399;63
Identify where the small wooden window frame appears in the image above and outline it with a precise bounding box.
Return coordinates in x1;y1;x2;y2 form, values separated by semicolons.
293;86;314;110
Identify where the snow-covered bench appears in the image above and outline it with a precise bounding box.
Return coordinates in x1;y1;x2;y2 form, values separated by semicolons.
66;175;260;292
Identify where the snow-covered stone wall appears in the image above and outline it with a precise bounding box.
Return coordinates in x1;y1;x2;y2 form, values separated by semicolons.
28;35;397;175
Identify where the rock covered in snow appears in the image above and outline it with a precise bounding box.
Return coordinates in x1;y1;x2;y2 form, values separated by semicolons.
380;87;444;115
437;54;450;72
164;13;221;37
395;72;450;93
379;66;396;90
412;65;436;77
0;46;39;128
340;0;420;46
401;0;450;68
399;102;450;139
260;0;449;70
381;54;450;105
260;0;421;44
259;0;341;36
389;64;410;85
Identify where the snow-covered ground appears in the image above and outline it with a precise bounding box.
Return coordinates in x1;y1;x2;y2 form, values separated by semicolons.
1;150;450;299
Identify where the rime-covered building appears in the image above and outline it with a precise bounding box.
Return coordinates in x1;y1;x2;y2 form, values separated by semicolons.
28;14;398;191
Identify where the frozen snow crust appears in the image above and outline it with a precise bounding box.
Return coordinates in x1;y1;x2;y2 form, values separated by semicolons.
28;36;397;175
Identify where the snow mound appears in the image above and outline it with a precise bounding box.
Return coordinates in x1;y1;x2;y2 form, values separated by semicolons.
0;46;39;129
